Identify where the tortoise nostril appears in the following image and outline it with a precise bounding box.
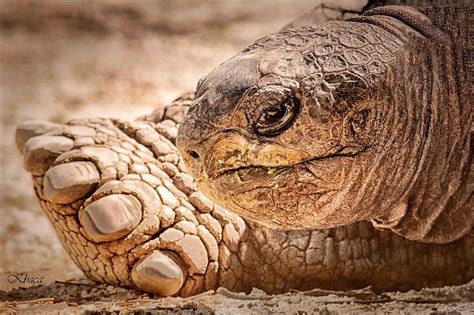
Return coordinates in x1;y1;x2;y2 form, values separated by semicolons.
187;150;200;160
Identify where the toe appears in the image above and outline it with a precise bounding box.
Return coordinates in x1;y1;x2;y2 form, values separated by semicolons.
131;250;186;296
43;161;100;204
16;120;61;151
23;135;74;175
80;194;143;243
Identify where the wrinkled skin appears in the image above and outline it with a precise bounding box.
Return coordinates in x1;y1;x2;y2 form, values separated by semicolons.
177;6;473;244
15;3;473;298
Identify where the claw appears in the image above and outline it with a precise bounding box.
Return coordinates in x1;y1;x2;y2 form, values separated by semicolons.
43;161;100;204
131;250;186;296
80;194;143;243
15;120;61;151
23;135;74;175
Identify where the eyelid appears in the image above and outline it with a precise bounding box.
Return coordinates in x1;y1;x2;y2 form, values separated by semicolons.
255;98;289;122
251;86;292;121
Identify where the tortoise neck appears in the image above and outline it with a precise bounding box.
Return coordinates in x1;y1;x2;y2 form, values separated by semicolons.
418;5;472;46
346;5;472;243
373;37;472;243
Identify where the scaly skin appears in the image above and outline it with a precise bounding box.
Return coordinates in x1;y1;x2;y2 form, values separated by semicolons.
16;94;473;296
15;2;473;297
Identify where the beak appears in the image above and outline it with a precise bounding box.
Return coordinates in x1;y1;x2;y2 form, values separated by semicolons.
203;132;310;179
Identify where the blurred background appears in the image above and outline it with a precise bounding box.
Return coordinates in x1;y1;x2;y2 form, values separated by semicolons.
0;0;317;279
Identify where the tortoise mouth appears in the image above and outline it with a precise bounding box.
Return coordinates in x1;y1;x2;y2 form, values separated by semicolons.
213;165;289;183
209;147;367;185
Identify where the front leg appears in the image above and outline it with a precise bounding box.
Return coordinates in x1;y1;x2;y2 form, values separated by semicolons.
16;95;246;296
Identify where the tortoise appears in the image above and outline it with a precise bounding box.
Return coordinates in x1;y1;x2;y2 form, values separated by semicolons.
15;0;473;297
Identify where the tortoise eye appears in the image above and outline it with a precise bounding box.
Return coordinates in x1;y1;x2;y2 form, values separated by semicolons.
255;98;300;137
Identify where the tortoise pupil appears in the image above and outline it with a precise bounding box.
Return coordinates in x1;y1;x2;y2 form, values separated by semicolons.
254;97;300;137
263;106;286;125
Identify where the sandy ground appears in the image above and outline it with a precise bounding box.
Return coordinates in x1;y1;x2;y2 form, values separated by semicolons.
1;279;473;314
0;0;472;313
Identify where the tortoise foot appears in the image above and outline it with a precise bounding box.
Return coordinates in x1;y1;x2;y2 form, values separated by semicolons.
15;114;245;297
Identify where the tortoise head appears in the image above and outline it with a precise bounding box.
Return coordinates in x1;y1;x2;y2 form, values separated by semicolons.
176;8;461;233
